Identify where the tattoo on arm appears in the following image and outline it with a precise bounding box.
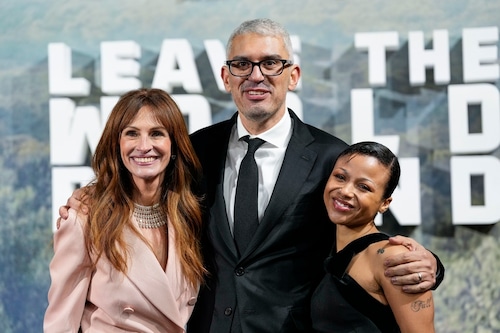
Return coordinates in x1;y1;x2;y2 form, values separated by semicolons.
411;297;433;312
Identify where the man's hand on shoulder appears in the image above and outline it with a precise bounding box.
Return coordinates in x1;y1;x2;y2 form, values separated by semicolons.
56;187;88;229
383;235;438;293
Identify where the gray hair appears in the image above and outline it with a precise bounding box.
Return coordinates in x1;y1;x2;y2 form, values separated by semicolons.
226;18;294;59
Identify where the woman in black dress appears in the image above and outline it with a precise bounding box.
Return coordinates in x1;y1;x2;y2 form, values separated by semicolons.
311;141;435;333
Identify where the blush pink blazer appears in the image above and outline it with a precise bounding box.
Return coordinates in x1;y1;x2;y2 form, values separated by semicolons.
44;208;199;333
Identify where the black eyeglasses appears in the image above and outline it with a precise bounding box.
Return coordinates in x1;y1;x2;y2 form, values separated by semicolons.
225;59;293;77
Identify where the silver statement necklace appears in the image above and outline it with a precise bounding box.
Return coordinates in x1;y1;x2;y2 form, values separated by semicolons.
133;203;167;229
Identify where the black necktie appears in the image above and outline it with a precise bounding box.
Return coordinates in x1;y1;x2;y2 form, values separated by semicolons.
234;136;265;255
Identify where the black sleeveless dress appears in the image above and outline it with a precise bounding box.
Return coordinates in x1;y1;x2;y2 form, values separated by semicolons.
311;233;400;333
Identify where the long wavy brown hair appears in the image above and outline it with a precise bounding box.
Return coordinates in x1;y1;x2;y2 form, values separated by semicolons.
83;88;206;287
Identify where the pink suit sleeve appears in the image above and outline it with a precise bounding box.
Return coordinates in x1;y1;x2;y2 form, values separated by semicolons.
43;209;93;333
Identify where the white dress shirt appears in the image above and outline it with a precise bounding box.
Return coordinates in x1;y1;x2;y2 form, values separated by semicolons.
224;112;293;234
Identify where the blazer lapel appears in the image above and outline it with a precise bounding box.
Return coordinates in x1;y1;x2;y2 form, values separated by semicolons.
204;114;240;259
124;225;189;330
243;111;318;257
212;179;239;258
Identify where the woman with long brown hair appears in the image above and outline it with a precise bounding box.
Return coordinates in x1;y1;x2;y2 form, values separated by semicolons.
44;88;206;332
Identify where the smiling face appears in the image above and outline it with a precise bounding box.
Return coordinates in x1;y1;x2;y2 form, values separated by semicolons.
119;106;172;190
221;32;300;134
323;153;392;229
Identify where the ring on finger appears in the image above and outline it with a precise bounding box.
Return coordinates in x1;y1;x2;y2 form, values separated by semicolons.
417;272;422;282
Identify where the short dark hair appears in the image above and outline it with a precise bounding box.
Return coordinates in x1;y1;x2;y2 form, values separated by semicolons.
337;141;400;199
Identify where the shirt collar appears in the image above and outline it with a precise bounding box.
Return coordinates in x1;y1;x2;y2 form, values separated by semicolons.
236;110;292;148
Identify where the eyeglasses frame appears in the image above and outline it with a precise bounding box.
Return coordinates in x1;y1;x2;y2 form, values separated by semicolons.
225;59;293;77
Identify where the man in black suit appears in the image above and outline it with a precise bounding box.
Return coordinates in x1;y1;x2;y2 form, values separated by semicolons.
187;18;444;333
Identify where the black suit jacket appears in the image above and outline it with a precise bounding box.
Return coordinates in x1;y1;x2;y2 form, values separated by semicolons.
188;110;348;333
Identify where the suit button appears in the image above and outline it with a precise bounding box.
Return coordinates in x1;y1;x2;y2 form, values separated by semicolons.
224;307;233;316
235;267;245;276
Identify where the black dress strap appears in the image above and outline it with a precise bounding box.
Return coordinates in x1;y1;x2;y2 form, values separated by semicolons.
321;232;400;332
324;233;390;278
